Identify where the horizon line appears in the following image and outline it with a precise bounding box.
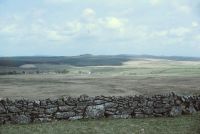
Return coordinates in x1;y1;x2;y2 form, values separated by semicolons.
1;54;200;59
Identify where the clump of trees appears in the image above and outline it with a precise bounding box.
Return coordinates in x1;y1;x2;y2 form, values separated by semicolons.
57;69;70;74
0;71;18;75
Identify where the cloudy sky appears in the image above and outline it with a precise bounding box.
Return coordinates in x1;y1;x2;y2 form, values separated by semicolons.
0;0;200;57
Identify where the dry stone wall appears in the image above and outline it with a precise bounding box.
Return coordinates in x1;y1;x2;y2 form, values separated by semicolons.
1;93;200;124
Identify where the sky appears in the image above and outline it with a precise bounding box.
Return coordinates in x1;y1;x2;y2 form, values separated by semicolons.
0;0;200;57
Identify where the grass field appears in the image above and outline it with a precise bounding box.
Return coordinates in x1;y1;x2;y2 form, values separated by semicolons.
1;112;200;134
1;58;200;99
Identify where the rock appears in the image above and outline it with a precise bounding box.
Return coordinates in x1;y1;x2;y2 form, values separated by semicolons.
170;106;182;117
27;102;34;109
188;105;197;114
153;101;164;108
162;98;170;104
12;115;31;124
144;107;153;115
37;114;53;118
154;108;168;114
45;107;57;114
183;104;197;114
57;99;65;105
0;104;6;114
33;100;40;106
69;116;83;120
0;117;5;124
175;100;182;105
7;106;21;113
33;118;52;123
115;108;132;115
76;102;91;106
154;114;163;117
135;113;145;118
58;106;74;112
94;100;106;105
104;110;116;117
146;101;153;107
40;100;47;106
73;106;85;114
85;105;105;118
79;94;91;102
195;101;200;110
49;98;59;104
111;114;130;119
32;107;45;115
55;112;75;119
104;102;117;108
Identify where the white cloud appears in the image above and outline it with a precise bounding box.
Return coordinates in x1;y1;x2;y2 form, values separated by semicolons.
194;35;200;41
150;30;168;38
83;8;96;18
81;8;128;37
0;24;17;34
149;0;162;6
169;27;191;37
64;21;82;34
0;2;197;46
46;30;66;41
104;17;123;29
192;21;199;27
175;4;191;14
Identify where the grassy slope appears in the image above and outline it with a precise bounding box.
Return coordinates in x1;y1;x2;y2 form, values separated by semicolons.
1;113;200;134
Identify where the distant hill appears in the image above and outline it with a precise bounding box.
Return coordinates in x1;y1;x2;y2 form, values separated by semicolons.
0;55;200;67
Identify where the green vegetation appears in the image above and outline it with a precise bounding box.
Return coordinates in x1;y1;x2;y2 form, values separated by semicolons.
1;113;200;134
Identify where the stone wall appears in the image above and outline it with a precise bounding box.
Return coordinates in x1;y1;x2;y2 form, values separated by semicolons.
1;93;200;124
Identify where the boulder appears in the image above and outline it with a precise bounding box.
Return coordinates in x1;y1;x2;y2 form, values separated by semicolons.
57;99;65;105
104;102;117;108
58;106;74;112
94;100;106;105
45;107;57;114
12;115;31;124
188;105;197;114
0;104;6;114
7;106;21;113
69;116;83;120
78;94;91;102
33;100;40;106
40;100;47;106
55;112;75;119
143;107;153;115
183;104;197;114
146;101;153;107
170;106;182;117
85;105;105;118
135;113;145;118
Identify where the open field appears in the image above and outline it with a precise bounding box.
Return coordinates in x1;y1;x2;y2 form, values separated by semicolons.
1;58;200;99
1;112;200;134
1;75;200;99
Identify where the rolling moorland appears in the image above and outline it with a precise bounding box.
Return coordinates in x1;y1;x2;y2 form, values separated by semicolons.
0;55;200;99
0;55;200;134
